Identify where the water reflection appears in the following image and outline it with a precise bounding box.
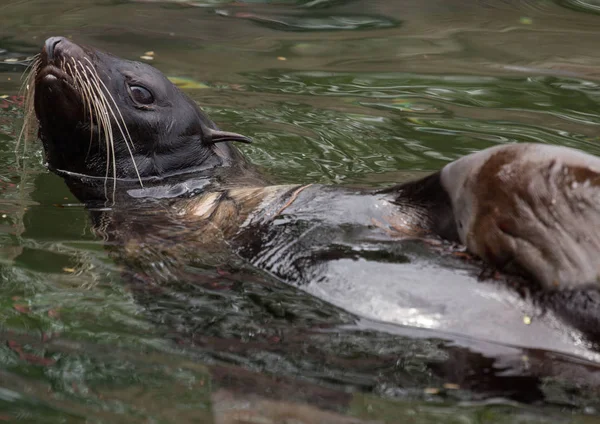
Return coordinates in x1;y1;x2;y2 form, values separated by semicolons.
1;0;600;421
558;0;600;13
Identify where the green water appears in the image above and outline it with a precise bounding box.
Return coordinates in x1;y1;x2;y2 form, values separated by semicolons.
2;0;600;422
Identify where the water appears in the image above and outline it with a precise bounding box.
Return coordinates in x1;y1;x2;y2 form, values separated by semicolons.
2;0;600;422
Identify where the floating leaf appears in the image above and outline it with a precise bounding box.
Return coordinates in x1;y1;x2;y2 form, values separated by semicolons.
168;76;209;89
443;383;460;390
13;304;30;313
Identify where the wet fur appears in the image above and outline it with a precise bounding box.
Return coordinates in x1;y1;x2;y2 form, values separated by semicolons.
28;38;600;346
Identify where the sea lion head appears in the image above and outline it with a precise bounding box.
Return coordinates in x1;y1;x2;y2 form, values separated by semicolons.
32;36;251;182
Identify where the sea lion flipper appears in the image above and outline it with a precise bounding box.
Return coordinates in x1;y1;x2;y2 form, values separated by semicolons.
440;143;600;289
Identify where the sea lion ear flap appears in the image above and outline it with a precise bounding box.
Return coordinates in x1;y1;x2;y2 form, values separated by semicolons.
204;127;252;144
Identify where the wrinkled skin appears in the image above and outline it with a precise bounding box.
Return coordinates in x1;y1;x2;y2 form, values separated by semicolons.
442;144;600;289
32;37;600;348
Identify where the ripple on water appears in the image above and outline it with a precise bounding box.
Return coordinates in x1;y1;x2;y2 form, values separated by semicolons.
200;70;600;184
216;10;400;31
556;0;600;14
131;0;359;8
2;0;600;419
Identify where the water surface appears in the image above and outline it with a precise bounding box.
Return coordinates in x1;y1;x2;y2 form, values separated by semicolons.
2;0;600;422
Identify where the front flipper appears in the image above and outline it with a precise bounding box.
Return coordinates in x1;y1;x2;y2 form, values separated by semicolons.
440;143;600;289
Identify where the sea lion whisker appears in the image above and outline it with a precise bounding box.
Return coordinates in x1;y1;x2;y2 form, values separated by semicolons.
87;75;117;200
83;84;104;163
18;54;40;92
96;81;143;187
19;57;40;105
19;53;40;80
74;60;104;152
99;100;117;202
74;60;96;118
83;58;144;188
71;58;98;125
66;62;89;118
68;59;96;158
16;56;42;155
76;63;117;200
72;72;97;162
82;67;121;199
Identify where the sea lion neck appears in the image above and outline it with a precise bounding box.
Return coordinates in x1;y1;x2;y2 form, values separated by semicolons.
31;36;252;187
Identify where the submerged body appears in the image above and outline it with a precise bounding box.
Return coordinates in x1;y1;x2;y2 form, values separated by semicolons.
30;37;600;353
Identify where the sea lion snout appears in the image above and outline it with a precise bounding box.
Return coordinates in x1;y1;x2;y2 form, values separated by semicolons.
43;36;64;61
35;37;90;108
40;36;87;70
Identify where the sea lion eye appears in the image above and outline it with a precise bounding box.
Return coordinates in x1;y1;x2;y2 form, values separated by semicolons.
129;85;154;105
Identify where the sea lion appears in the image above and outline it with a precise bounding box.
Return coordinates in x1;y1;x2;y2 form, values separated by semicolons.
28;37;600;344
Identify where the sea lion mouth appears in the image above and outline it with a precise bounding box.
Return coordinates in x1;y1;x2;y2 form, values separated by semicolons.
36;65;74;86
35;65;80;106
34;62;85;129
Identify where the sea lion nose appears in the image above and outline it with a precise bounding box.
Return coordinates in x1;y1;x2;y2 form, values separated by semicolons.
44;36;66;61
